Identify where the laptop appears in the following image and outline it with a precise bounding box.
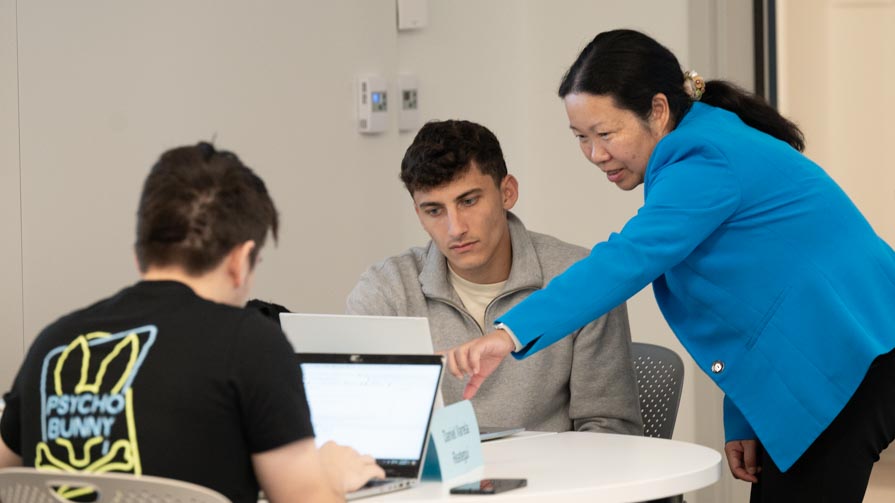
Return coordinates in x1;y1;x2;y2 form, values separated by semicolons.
297;353;444;500
280;313;435;355
283;313;524;441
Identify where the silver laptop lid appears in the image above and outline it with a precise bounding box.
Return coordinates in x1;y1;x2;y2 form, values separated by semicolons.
281;314;434;355
296;353;444;479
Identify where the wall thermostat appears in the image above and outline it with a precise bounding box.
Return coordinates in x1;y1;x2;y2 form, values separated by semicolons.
398;73;420;132
357;74;388;134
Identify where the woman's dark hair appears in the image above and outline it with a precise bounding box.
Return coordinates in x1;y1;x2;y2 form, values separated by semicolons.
558;29;804;152
135;142;279;274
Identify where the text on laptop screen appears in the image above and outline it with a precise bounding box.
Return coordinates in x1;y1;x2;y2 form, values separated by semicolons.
300;362;441;463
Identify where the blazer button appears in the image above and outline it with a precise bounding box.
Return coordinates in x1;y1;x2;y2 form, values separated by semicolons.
711;361;724;373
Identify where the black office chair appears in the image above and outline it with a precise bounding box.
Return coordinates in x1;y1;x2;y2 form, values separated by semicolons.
632;341;685;439
632;342;686;503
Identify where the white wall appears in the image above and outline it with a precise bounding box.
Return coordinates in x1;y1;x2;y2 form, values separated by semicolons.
0;0;24;392
13;1;412;342
1;2;761;501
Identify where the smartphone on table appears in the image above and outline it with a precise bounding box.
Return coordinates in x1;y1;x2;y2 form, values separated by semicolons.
449;478;527;495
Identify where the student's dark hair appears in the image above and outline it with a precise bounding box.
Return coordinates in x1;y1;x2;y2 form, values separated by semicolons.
558;29;805;152
135;142;279;275
400;120;507;194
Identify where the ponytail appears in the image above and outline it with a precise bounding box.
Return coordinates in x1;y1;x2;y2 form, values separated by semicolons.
702;80;805;152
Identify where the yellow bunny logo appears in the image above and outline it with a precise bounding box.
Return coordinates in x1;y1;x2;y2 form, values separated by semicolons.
36;326;157;498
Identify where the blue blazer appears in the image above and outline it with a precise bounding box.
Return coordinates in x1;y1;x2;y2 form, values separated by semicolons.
500;103;895;471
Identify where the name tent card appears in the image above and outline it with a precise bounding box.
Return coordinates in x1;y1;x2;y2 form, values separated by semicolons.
421;400;484;481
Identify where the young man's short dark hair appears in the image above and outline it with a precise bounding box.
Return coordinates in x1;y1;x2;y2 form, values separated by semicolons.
134;142;279;274
400;120;508;195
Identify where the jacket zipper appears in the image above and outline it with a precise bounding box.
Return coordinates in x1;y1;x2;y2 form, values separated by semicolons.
432;286;535;336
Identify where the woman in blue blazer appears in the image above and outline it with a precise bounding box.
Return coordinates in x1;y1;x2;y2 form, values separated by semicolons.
445;29;895;501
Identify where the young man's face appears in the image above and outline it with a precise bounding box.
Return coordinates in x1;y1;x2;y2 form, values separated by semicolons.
412;164;518;284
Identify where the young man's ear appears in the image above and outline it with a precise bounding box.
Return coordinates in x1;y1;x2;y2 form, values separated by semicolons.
226;240;257;288
500;175;519;211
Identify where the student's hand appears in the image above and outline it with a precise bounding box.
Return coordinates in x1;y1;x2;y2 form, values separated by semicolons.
319;441;385;493
725;439;760;483
442;329;515;400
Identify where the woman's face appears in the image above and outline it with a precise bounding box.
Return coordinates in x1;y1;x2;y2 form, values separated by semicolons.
564;92;670;191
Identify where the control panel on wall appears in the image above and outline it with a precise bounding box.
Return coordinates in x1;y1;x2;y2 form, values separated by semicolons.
398;73;419;132
357;74;388;134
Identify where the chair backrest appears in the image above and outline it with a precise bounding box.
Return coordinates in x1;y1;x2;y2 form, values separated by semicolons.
631;342;685;439
0;468;230;503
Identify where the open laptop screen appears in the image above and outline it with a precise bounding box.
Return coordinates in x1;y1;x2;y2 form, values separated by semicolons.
296;353;443;478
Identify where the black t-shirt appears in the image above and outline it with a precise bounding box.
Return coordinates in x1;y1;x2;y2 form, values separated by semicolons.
0;281;313;503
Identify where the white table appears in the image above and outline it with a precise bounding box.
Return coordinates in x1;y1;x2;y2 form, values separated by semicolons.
371;431;721;502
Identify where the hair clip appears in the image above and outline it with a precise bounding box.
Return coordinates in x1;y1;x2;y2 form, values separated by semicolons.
683;70;705;101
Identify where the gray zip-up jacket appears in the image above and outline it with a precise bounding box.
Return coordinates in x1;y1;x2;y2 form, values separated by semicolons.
347;213;643;434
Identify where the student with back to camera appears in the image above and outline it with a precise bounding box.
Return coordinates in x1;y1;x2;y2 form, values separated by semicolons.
0;142;384;502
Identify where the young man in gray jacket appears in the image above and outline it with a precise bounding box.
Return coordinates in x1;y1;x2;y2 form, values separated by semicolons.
347;120;643;435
